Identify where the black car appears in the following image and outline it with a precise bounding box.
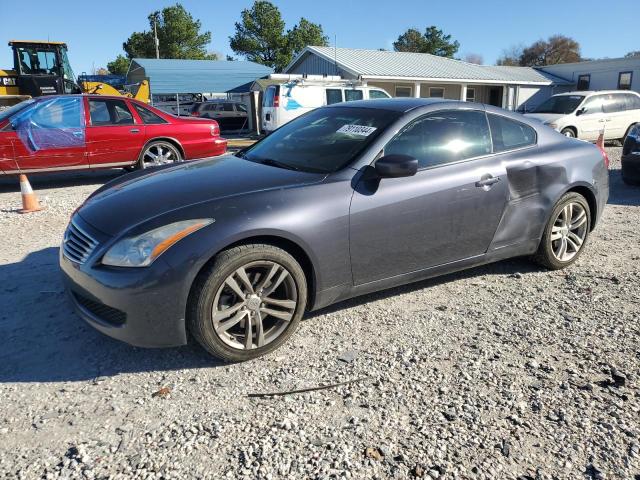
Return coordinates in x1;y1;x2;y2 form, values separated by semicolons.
622;123;640;185
191;100;249;131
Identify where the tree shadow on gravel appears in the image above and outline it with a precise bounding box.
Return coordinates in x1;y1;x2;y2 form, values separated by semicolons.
0;247;221;384
607;168;640;207
0;169;124;193
307;257;543;319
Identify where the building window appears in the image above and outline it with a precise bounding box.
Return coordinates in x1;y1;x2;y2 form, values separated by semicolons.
577;74;591;91
618;71;633;90
395;86;412;97
429;87;445;98
466;87;476;102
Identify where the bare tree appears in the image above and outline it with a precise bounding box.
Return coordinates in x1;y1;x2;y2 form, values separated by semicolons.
626;50;640;58
519;35;581;66
463;53;483;65
496;45;523;66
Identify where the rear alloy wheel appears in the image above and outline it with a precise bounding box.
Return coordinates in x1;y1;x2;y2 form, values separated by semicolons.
139;141;182;169
561;128;576;138
188;244;307;361
534;192;591;270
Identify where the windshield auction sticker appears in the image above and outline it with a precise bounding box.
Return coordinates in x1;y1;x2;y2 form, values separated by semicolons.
337;125;377;136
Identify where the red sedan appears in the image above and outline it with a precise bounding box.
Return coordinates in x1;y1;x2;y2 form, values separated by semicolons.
0;95;227;175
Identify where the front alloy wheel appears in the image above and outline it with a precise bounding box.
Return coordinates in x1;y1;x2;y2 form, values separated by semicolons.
213;261;297;350
189;244;307;361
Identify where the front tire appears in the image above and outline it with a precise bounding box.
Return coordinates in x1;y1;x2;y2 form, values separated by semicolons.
188;244;307;362
533;192;591;270
138;141;182;169
561;128;576;138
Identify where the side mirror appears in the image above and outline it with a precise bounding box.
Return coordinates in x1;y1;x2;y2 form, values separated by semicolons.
375;154;418;178
575;107;586;116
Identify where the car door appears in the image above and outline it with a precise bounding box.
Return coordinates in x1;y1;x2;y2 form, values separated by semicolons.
601;93;628;139
234;103;248;130
577;95;607;141
350;109;509;285
85;97;145;167
11;96;87;171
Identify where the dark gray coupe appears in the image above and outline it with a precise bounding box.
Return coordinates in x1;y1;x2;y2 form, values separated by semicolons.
61;99;609;361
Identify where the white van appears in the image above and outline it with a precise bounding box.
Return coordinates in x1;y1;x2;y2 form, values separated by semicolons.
262;82;391;133
524;90;640;142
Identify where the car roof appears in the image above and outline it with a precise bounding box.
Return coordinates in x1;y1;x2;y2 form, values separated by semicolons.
554;90;640;97
327;97;450;112
33;94;137;102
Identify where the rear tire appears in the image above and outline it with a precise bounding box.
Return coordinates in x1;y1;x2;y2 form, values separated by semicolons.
138;140;182;170
533;192;591;270
188;244;307;362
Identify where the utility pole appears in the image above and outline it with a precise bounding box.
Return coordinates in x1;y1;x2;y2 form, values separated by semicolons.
153;14;160;59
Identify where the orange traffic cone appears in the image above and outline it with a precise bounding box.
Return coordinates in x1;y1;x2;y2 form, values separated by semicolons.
596;129;605;150
18;174;43;214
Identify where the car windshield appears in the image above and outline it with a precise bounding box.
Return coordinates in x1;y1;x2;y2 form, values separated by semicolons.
240;107;401;173
533;95;585;114
0;99;36;123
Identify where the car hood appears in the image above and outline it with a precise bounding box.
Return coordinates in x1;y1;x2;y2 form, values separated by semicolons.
78;155;326;236
523;113;565;124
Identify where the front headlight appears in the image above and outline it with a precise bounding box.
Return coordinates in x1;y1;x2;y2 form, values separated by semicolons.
546;123;558;130
102;219;214;267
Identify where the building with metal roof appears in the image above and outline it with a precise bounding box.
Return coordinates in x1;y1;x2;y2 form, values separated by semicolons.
284;46;575;111
127;58;273;97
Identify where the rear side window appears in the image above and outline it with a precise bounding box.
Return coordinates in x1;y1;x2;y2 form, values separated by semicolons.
487;114;537;153
326;89;343;105
263;86;279;107
385;110;492;169
133;104;167;124
603;94;627;114
369;89;390;99
236;103;248;113
221;103;234;112
625;94;640;110
89;99;134;126
345;90;364;102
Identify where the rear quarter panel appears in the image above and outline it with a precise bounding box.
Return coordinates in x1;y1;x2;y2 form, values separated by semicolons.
487;134;607;259
145;121;226;159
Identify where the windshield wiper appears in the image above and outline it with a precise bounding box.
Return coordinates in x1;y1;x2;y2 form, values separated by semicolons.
255;157;301;171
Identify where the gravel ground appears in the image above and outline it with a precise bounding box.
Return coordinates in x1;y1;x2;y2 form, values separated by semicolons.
0;147;638;480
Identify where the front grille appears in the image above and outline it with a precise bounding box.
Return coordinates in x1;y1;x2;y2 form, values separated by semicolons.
73;292;126;325
63;220;99;264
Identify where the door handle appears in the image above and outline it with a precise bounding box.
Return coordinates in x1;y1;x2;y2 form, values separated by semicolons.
130;128;140;133
475;176;501;188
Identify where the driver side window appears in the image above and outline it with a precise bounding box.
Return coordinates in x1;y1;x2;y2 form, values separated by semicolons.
384;110;492;169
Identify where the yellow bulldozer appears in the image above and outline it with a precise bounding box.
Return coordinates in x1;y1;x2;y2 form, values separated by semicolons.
0;40;149;109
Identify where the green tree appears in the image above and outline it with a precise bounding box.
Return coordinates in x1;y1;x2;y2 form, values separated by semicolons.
286;18;329;59
393;26;460;58
107;55;130;75
121;3;214;60
230;1;328;72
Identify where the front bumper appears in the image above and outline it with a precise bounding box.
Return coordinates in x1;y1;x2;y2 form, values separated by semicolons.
60;217;189;348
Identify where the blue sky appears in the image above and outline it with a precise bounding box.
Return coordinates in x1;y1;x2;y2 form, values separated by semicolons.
1;0;637;74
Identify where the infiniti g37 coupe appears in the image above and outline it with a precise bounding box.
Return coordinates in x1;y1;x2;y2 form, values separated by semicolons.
0;95;227;175
60;99;609;361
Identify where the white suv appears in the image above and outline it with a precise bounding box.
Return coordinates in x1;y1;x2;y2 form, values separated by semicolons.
525;90;640;142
